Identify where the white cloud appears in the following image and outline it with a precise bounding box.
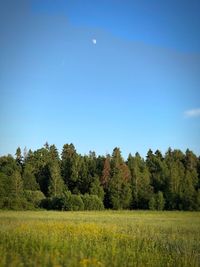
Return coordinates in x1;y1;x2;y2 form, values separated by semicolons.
92;39;97;44
184;108;200;118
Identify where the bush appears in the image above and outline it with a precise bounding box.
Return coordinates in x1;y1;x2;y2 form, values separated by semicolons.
61;190;72;210
70;194;84;211
40;198;52;210
51;197;65;210
39;192;104;211
0;197;31;210
89;176;104;201
82;194;104;210
149;191;165;210
149;196;156;210
24;190;45;208
53;191;84;211
157;191;165;210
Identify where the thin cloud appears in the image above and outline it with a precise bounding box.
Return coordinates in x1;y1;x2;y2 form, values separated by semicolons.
92;39;97;44
184;108;200;118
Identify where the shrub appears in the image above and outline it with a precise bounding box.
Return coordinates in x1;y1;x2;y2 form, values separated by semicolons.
89;176;104;201
24;190;45;208
0;197;31;210
149;191;165;210
149;196;156;210
157;191;165;210
70;194;84;211
40;198;52;210
40;192;104;211
51;197;65;210
82;194;104;210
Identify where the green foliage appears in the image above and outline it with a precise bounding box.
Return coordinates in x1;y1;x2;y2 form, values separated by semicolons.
50;197;65;210
195;189;200;211
69;194;84;211
15;147;23;167
101;155;111;189
41;191;84;211
149;191;165;210
1;145;200;211
156;191;165;210
128;153;152;209
22;164;39;190
0;172;7;208
108;172;132;210
24;190;45;208
26;147;51;195
0;156;28;210
81;194;104;210
48;162;65;197
89;176;104;201
61;144;80;190
60;190;72;210
107;148;132;209
149;196;156;210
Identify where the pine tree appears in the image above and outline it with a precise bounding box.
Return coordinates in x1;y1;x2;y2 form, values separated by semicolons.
108;148;132;209
15;147;23;169
89;175;104;201
48;162;65;197
101;155;111;189
128;153;152;209
22;164;39;190
165;149;185;209
61;144;80;191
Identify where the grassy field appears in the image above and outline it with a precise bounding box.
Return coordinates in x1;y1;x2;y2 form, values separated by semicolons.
0;211;200;267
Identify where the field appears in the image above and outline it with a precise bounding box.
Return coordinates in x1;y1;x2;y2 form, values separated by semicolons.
0;211;200;267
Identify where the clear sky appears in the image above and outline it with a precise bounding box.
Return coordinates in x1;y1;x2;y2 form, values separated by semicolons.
0;0;200;158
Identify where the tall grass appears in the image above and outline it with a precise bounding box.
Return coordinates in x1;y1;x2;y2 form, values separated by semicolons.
0;211;200;266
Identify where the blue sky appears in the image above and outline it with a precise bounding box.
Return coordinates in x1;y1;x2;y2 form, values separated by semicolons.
0;0;200;158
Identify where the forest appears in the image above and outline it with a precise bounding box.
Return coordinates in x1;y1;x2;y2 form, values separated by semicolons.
0;143;200;211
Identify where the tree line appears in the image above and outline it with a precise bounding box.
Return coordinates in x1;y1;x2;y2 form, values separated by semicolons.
0;143;200;211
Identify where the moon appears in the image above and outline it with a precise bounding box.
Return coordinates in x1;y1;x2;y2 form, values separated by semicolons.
92;39;97;44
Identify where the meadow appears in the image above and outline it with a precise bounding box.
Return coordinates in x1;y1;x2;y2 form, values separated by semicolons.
0;211;200;267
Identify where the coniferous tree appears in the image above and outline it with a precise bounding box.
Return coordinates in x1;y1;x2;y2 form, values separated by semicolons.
89;175;104;201
33;148;51;196
96;155;105;178
128;153;152;209
61;144;80;191
165;149;185;209
108;148;132;209
0;155;25;209
146;149;168;193
15;147;23;167
22;163;39;190
156;191;165;210
149;191;165;210
88;151;97;177
101;155;111;189
1;144;200;211
10;170;24;198
48;161;65;197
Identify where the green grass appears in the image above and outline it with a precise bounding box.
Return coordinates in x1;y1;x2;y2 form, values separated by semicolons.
0;210;200;266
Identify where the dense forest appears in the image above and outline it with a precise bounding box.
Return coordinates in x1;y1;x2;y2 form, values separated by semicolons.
0;143;200;211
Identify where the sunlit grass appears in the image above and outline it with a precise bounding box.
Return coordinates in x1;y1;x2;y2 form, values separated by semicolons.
0;210;200;266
